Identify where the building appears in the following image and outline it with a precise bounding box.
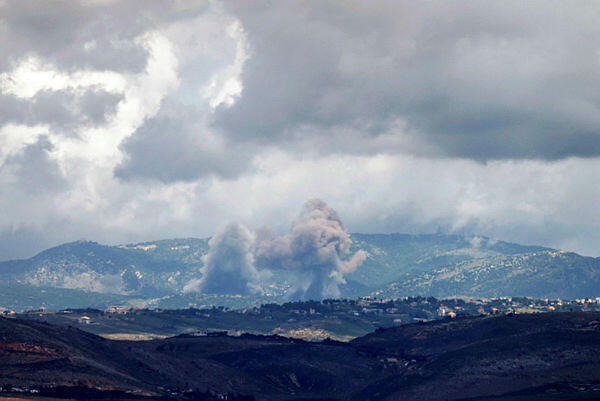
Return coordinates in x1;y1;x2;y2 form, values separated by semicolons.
107;305;129;314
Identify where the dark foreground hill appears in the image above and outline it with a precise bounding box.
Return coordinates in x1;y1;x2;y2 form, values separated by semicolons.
2;312;600;401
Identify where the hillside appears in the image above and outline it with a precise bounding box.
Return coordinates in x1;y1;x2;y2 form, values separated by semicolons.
1;312;600;400
0;234;599;310
374;250;600;299
0;239;209;296
347;233;550;288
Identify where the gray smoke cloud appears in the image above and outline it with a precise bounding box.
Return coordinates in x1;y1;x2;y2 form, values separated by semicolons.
183;222;263;296
255;199;367;300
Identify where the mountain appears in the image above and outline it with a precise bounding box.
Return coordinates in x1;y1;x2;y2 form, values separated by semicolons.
0;239;209;296
1;233;599;311
373;250;600;299
2;312;600;400
347;233;552;288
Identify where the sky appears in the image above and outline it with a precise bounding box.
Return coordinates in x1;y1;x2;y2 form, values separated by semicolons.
1;0;600;260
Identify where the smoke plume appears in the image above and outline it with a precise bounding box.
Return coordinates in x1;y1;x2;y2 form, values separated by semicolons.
255;199;367;300
183;222;263;295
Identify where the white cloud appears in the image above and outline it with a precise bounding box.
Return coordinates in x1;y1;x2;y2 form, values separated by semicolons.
1;0;600;262
204;20;248;110
0;56;125;98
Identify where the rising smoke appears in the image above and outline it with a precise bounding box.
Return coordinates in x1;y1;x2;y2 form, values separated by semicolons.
255;199;367;300
183;222;264;295
184;199;366;299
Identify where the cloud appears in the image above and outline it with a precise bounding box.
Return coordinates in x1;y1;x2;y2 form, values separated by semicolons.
2;151;600;261
0;89;122;134
0;0;207;73
216;0;600;160
1;0;600;264
255;199;366;300
113;3;252;183
184;222;263;295
115;105;254;182
3;136;68;194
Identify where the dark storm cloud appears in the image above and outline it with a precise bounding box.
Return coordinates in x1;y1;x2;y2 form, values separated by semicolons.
184;222;263;295
78;89;123;125
255;199;367;300
214;0;600;160
115;106;254;182
0;136;72;260
0;89;122;132
47;0;600;185
3;136;67;194
0;0;208;73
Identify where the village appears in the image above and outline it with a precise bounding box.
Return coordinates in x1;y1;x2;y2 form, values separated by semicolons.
6;296;600;342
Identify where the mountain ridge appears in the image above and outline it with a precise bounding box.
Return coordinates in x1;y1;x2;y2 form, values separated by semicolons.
1;233;599;311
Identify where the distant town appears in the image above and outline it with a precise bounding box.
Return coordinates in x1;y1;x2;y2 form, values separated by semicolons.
7;296;600;342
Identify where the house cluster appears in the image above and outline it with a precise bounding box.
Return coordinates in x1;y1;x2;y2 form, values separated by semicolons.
0;385;40;395
78;316;91;325
8;295;600;338
106;305;130;314
437;306;457;318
